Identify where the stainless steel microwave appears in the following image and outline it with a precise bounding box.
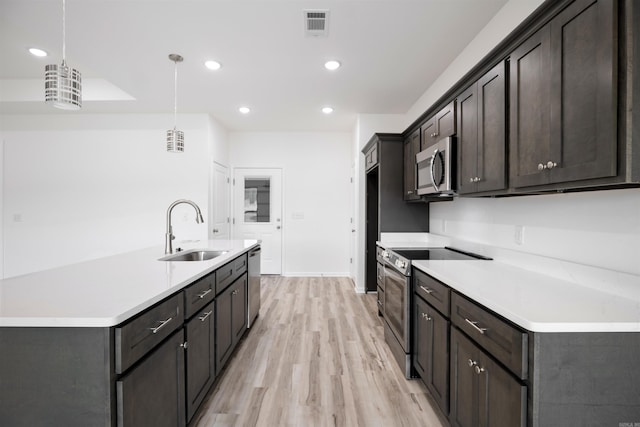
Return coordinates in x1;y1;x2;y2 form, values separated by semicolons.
416;136;455;195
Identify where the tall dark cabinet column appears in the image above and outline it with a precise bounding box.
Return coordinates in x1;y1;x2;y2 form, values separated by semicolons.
362;133;429;292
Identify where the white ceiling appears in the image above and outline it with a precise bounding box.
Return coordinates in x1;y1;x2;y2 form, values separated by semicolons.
0;0;509;132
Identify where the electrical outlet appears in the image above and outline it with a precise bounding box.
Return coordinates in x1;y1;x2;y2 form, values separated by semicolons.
514;225;524;245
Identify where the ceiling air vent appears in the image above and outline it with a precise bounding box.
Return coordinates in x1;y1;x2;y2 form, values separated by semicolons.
304;10;329;37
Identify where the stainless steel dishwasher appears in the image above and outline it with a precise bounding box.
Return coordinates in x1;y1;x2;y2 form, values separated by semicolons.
247;246;261;328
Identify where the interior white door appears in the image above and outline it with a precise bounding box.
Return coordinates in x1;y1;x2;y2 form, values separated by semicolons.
233;168;282;275
210;163;230;240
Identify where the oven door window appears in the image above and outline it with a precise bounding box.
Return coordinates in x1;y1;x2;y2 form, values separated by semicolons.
384;265;406;347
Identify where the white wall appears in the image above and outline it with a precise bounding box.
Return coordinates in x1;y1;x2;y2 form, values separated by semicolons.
229;131;352;276
208;114;230;167
430;189;640;276
0;134;4;278
1;113;216;278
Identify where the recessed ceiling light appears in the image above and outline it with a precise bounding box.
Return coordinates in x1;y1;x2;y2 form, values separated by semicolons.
239;106;251;114
322;106;334;114
204;60;221;71
324;60;341;71
28;48;47;57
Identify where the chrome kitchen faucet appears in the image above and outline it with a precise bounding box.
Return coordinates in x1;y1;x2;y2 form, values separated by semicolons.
165;199;205;254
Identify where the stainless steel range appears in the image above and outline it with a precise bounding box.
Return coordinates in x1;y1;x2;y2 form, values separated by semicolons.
377;246;491;378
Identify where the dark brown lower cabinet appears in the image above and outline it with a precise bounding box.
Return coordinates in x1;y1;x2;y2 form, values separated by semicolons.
185;301;216;422
413;295;449;416
116;329;186;427
449;327;526;427
216;273;247;373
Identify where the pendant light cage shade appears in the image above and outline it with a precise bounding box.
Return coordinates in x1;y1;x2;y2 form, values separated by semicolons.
45;62;82;110
45;0;82;110
167;128;184;153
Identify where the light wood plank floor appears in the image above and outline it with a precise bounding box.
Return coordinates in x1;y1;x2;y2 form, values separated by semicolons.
192;276;446;427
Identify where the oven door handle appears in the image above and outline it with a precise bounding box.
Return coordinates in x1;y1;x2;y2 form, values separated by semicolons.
430;148;440;192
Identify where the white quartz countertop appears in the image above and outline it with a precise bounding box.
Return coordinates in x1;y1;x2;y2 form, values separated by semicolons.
0;240;259;328
412;260;640;333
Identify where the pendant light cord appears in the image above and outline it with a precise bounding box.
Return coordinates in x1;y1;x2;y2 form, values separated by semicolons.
62;0;66;64
173;60;178;129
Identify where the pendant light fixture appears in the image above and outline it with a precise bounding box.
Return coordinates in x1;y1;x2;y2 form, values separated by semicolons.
45;0;82;110
166;54;184;153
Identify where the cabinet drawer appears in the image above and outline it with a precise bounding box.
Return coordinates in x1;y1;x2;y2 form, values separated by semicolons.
215;254;247;295
414;269;450;317
451;292;527;379
184;272;215;320
233;254;247;276
115;292;184;374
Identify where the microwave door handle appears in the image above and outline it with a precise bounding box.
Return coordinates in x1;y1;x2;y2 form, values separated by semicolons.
430;148;440;192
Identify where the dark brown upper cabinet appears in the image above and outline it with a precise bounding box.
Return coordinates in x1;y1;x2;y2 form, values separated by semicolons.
403;129;421;201
509;0;617;190
421;101;457;150
457;61;507;195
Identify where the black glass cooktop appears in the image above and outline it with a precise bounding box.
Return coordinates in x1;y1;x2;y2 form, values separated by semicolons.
393;247;492;261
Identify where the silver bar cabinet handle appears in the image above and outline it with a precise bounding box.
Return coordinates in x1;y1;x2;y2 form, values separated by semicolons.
198;310;213;322
150;317;173;334
464;318;487;334
420;286;433;294
197;288;212;299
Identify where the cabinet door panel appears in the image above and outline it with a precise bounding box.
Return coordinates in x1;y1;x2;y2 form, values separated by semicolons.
451;328;526;427
478;350;527;427
185;301;216;422
231;274;248;344
414;296;430;378
509;25;552;188
549;0;616;184
421;119;436;151
477;61;506;193
436;101;456;139
456;84;478;195
117;330;186;427
428;303;450;414
450;328;478;427
215;288;233;373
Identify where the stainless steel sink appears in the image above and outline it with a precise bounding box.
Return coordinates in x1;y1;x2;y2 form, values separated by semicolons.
159;250;227;262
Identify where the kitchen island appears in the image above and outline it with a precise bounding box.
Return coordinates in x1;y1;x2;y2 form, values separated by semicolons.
0;239;259;427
